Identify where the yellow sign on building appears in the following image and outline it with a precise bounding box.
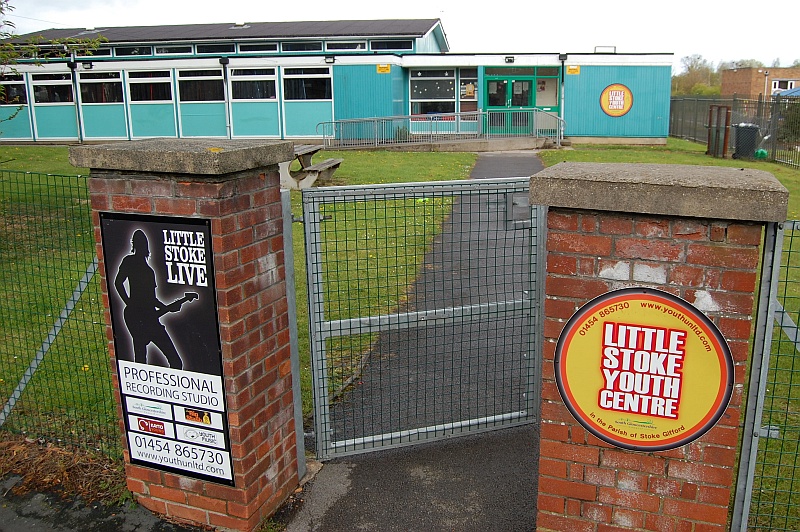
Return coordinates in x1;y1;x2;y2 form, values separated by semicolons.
376;64;391;74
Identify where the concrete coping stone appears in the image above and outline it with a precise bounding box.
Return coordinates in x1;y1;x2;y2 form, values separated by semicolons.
69;138;295;176
530;162;788;223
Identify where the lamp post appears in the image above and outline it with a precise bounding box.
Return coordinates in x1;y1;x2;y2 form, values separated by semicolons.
764;70;770;97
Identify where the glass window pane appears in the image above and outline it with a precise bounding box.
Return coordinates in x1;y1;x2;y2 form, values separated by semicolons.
179;70;223;78
411;79;455;99
232;80;276;99
281;42;323;52
283;78;331;100
371;40;413;50
130;82;172;101
537;67;559;77
239;43;278;52
80;82;123;103
410;69;454;78
179;79;224;101
156;45;193;54
411;101;455;114
33;85;74;103
115;46;152;56
326;42;366;50
231;68;275;76
129;71;171;79
1;84;27;104
284;68;329;76
196;44;235;54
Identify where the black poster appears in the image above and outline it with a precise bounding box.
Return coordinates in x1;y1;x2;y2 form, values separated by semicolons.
100;212;233;485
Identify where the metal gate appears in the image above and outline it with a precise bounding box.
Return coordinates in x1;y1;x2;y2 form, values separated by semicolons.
302;178;544;459
733;221;800;531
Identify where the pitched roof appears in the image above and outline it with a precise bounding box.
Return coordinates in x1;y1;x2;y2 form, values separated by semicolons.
778;87;800;97
14;19;442;44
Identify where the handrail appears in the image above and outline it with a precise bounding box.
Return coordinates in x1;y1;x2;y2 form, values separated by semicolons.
317;110;565;149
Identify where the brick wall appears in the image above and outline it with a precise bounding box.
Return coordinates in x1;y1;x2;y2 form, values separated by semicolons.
538;208;761;531
90;166;298;531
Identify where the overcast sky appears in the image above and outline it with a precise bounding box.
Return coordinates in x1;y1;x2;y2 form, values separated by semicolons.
8;0;797;73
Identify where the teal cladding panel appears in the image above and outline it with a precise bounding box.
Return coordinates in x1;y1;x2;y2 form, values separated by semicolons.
82;104;128;138
0;105;32;138
393;68;407;116
33;105;79;139
130;103;177;137
563;66;670;137
231;101;280;137
283;101;332;137
416;31;441;53
333;65;397;120
179;102;227;137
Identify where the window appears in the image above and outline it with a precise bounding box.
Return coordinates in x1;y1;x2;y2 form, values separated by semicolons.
76;48;111;58
281;42;323;52
155;45;193;55
370;40;413;51
32;73;73;103
773;80;796;92
231;68;276;100
537;67;559;77
238;43;278;53
79;72;123;103
196;44;235;54
128;71;173;101
115;46;153;56
459;68;478;114
0;74;27;105
178;70;224;102
326;41;366;51
410;69;455;115
485;67;535;76
283;67;331;100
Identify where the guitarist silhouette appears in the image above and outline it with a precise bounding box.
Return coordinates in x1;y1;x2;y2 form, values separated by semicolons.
114;229;197;369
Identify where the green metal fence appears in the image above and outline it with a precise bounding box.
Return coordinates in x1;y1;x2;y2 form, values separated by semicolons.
0;170;118;455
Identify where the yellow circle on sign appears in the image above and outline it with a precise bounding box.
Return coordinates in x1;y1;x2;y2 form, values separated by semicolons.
600;83;633;117
555;288;733;451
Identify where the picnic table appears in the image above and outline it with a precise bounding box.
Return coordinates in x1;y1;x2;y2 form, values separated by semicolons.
279;144;343;190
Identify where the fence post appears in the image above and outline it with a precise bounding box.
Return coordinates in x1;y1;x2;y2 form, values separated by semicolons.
530;162;788;531
72;139;298;532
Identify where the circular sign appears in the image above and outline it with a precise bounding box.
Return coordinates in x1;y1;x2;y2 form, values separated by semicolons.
600;83;633;117
555;287;733;451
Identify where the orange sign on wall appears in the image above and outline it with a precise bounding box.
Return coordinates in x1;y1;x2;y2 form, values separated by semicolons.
555;287;733;451
600;83;634;117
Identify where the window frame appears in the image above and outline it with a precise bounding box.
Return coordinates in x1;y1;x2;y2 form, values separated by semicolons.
78;71;124;104
281;41;323;52
230;68;277;101
155;45;194;56
177;69;225;103
114;46;153;57
31;73;74;104
282;67;332;101
325;41;367;51
0;74;28;105
127;70;174;103
410;69;456;117
238;43;279;54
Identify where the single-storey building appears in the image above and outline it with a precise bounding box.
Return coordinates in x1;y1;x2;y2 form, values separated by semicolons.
2;19;672;144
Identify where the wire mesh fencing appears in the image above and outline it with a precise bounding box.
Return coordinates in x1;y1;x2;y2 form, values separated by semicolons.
0;170;118;455
746;221;800;530
670;96;800;168
302;178;542;459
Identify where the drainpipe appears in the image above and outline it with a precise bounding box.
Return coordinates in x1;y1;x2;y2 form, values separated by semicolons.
558;53;567;145
219;56;232;139
66;53;84;143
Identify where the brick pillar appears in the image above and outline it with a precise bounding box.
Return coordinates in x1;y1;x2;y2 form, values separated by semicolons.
71;139;297;532
530;163;788;531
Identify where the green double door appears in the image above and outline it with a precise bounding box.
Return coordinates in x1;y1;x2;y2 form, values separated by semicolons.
485;70;559;134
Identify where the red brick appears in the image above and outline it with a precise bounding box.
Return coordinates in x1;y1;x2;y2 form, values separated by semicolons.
615;238;685;261
662;499;728;524
166;502;208;525
539;493;566;513
718;316;753;339
697;485;732;506
679;482;698;500
710;224;726;242
694;523;726;532
549;211;579;230
727;224;763;245
616;471;648;492
685;290;754;315
584;466;616;487
612;508;646;529
546;277;610;300
541;422;570;442
672;220;707;240
645;513;678;532
126;464;162;484
208;512;250;530
136;496;167;515
667;461;733;486
569;463;585;481
597;487;660;512
542;478;598;501
649;477;680;497
720;270;758;292
599;216;633;235
567;498;582;516
537;511;595;532
541;440;600;465
635;218;670;238
154;197;197;216
150;485;188;504
669;264;705;287
187;493;227;514
583;502;612;523
540;457;569;478
112;194;152;213
545;298;578;319
549;232;613;255
126;478;146;494
686;243;759;269
581;214;598;233
602;449;666;475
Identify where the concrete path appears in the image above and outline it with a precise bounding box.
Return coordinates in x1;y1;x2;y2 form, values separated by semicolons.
286;150;544;531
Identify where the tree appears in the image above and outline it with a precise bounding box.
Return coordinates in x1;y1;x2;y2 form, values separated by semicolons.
672;55;717;96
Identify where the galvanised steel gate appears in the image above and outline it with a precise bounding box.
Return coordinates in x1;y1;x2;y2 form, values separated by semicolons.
302;178;544;459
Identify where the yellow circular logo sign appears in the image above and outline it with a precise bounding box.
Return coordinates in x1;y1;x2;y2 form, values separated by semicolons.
600;83;633;117
555;288;733;451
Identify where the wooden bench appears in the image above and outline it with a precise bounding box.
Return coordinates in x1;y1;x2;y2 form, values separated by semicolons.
279;144;343;189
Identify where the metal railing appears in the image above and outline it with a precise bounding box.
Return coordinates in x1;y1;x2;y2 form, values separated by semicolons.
0;170;119;455
317;110;564;149
670;96;800;168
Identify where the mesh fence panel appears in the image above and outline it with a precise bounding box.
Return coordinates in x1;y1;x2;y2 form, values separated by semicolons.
303;179;539;458
0;170;118;455
748;223;800;530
